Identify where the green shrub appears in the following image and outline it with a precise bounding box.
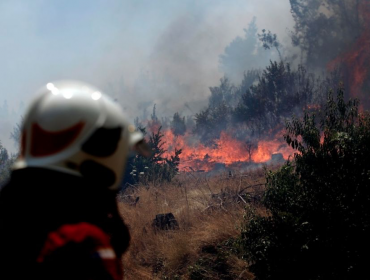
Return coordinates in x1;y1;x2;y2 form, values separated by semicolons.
125;126;181;187
0;142;13;188
241;87;370;279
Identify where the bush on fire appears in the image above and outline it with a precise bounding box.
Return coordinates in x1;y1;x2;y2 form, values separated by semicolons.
123;126;181;187
240;87;370;280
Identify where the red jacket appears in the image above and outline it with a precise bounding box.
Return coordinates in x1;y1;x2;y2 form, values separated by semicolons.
37;222;123;280
0;169;130;280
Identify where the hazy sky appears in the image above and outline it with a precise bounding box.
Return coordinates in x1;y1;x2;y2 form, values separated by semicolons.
0;0;294;150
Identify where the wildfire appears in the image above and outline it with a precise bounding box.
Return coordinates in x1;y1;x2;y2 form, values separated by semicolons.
161;129;294;171
327;0;370;104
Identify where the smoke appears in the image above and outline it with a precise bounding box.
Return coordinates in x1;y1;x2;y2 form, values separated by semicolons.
0;0;294;152
117;0;295;118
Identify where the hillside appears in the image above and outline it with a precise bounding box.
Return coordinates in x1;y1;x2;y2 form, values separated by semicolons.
118;167;271;280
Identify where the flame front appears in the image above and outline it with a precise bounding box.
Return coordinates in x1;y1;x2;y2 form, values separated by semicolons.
161;129;294;171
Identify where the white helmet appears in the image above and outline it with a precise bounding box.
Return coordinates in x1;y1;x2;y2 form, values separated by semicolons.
13;80;142;190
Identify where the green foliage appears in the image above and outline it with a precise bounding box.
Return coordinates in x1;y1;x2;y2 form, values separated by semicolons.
126;126;182;186
234;70;260;101
219;17;270;84
194;61;322;143
290;0;363;70
194;82;231;144
10;117;22;148
0;119;22;187
171;112;186;136
241;88;370;279
188;244;235;280
208;77;236;108
233;62;315;131
0;142;13;188
258;29;282;61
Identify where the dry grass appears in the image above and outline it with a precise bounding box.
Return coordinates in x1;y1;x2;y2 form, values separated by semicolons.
119;168;267;280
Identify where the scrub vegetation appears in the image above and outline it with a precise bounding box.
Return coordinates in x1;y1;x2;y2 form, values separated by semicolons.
1;1;370;279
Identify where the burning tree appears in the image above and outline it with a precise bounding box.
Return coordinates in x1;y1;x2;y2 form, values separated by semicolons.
241;87;370;279
290;0;364;70
290;0;370;104
180;58;334;170
194;98;231;144
125;126;182;187
131;1;370;173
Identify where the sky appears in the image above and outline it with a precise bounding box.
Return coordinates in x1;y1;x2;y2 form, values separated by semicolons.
0;0;294;151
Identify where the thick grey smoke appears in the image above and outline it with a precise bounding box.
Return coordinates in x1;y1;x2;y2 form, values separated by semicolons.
114;1;295;119
0;0;294;152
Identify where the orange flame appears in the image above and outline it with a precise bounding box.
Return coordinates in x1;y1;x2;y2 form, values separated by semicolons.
161;129;294;171
327;0;370;103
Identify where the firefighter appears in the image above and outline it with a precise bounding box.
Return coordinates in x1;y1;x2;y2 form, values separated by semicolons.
0;81;144;280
